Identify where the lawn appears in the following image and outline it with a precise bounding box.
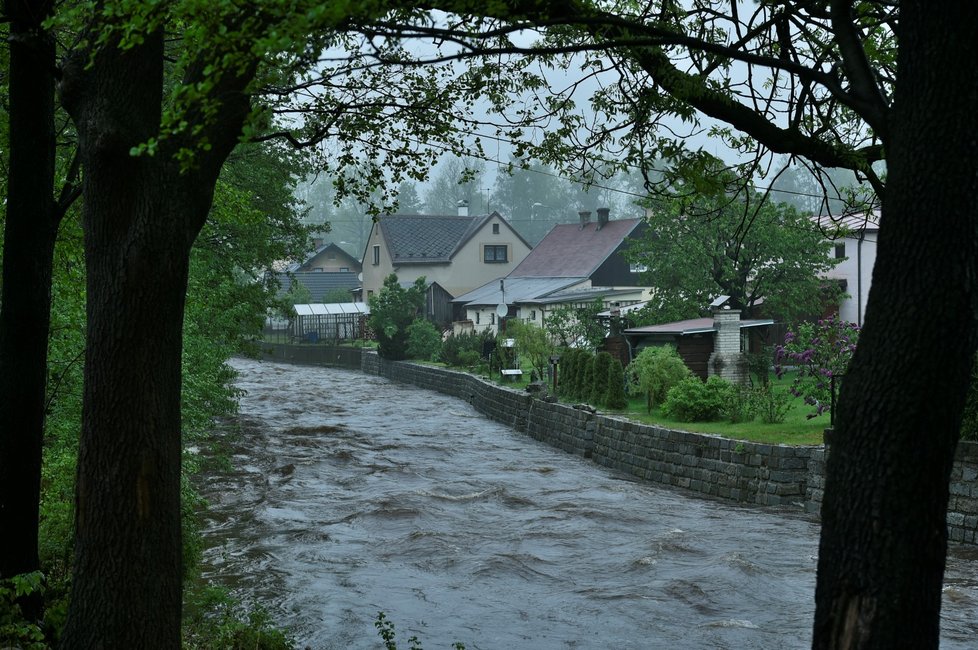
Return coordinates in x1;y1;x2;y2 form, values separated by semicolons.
617;396;829;445
483;365;830;446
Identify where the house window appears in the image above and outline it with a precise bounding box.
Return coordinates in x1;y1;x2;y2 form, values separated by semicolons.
492;223;500;234
530;310;536;321
484;245;508;263
834;242;846;259
476;312;480;325
372;245;380;265
491;312;495;325
340;267;349;272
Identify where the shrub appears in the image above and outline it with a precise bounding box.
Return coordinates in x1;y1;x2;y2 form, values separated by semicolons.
626;345;692;413
962;354;978;441
722;385;756;423
591;352;613;405
775;316;859;418
0;572;46;650
506;319;552;379
456;349;480;367
579;354;596;402
561;349;586;400
405;319;442;361
495;332;519;372
440;330;492;368
183;586;295;650
556;349;576;398
367;274;427;360
753;384;793;424
606;358;629;410
663;376;736;422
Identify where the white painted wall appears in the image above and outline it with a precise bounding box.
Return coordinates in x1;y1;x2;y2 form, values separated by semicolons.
826;230;878;326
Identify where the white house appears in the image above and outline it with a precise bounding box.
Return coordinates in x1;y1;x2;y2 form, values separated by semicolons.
819;212;879;326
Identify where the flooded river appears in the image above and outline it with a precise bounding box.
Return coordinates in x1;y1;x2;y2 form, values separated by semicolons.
197;357;978;649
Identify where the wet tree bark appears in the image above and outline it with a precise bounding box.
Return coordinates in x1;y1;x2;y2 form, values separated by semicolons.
812;2;978;648
0;0;59;607
58;28;254;647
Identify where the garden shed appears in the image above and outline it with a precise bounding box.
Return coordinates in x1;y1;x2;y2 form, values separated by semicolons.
623;311;774;380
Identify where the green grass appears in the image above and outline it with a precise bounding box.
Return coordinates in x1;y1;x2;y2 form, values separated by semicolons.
616;395;828;445
459;361;828;445
610;370;829;445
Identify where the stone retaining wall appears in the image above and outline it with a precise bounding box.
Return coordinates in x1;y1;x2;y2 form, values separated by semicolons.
268;346;978;542
363;352;812;507
260;342;363;369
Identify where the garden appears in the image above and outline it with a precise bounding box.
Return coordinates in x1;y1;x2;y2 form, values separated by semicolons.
365;277;854;447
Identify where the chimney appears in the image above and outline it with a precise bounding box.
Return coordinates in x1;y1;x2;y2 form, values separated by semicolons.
457;199;469;217
312;237;324;248
578;211;592;229
596;207;610;230
708;306;749;385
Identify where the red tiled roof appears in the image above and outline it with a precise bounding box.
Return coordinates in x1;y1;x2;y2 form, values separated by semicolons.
509;218;643;277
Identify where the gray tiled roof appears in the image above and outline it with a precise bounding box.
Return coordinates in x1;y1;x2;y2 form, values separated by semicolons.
452;277;587;306
379;214;489;264
276;271;360;302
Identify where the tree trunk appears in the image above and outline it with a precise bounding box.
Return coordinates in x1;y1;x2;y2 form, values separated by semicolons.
58;23;254;646
812;3;978;648
57;31;188;648
0;0;58;608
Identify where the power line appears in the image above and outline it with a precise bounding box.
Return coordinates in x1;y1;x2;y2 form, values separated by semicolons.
404;126;861;203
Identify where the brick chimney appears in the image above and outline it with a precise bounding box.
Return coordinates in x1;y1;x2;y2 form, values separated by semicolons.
596;207;610;230
708;307;749;385
578;210;591;229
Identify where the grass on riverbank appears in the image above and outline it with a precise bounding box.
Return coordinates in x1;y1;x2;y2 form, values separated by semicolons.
478;365;829;446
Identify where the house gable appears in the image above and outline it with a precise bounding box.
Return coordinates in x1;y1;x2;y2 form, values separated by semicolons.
510;216;644;281
297;242;362;273
360;212;532;301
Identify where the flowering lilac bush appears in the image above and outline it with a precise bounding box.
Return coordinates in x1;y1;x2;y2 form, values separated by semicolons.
774;316;859;418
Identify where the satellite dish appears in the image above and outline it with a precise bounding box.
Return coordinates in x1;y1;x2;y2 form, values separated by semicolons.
357;272;363;282
496;303;509;318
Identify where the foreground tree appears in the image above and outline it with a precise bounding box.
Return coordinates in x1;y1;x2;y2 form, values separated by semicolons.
0;0;79;609
44;1;502;643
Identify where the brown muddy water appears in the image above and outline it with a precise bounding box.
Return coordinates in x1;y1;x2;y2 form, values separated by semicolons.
196;357;978;649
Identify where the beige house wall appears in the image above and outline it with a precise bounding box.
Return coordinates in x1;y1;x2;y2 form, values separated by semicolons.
360;222;396;302
361;214;531;301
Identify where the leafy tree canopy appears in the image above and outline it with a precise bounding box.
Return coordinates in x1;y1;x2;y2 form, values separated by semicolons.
626;165;841;324
368;274;427;360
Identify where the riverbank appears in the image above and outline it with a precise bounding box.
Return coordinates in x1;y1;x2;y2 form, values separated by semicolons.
258;342;978;545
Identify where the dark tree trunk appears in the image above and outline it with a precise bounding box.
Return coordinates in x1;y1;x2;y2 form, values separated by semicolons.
812;2;978;648
58;24;254;646
0;0;59;607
